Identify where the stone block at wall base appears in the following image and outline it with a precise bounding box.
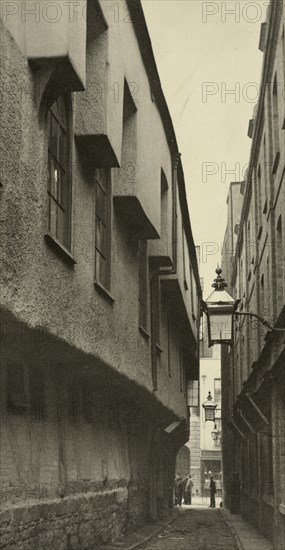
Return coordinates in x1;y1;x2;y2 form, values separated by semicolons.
0;488;132;550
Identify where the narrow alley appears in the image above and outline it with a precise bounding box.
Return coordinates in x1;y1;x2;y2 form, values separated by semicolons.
1;1;284;550
101;498;274;550
139;508;236;550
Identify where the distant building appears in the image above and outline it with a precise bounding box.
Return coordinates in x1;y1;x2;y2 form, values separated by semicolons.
221;1;285;547
187;316;222;498
0;1;201;548
200;345;222;498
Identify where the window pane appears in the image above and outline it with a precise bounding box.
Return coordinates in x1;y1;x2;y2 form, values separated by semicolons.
214;379;221;402
187;380;199;407
57;95;67;130
95;169;111;289
58;168;68;211
96;183;106;222
59;126;67;169
50;99;59;119
95;169;106;192
50;114;59;157
96;251;106;286
48;155;58;199
48;95;71;251
96;218;106;256
49;197;57;237
57;206;65;244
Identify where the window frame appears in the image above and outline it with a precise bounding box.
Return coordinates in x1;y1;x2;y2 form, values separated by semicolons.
94;168;112;292
214;378;221;403
47;93;73;252
272;74;280;173
150;273;161;390
138;240;149;334
187;379;199;408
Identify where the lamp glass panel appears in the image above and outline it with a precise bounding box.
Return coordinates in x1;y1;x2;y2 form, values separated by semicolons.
208;312;233;342
205;408;215;421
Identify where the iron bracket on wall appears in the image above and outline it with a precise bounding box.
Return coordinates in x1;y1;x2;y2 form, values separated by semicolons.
235;311;285;332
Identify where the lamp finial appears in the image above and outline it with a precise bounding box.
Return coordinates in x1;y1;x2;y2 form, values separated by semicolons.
212;267;227;291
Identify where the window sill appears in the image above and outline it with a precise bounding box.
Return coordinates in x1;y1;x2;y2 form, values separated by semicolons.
45;233;76;266
139;325;150;340
94;281;115;304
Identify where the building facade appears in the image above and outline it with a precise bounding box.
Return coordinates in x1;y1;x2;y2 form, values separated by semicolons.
0;1;201;548
200;345;222;499
221;1;285;547
186;328;222;499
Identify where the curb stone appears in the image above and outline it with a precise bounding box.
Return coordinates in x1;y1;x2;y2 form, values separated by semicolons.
219;508;244;550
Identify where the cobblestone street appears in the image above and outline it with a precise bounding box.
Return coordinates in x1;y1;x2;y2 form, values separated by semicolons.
139;507;238;550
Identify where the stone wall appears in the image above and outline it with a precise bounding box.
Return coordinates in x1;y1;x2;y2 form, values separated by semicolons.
0;352;180;548
1;489;128;550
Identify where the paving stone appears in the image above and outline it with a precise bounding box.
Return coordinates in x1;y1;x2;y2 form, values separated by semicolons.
138;508;238;550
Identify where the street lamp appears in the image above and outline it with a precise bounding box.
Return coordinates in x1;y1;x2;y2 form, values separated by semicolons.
211;424;220;441
201;268;239;347
202;391;217;422
201;267;285;347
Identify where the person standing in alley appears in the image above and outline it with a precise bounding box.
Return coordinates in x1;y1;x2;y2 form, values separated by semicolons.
185;475;194;505
175;475;183;506
209;476;216;508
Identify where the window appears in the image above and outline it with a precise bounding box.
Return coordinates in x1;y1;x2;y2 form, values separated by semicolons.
48;94;72;250
276;216;283;310
190;266;195;317
150;274;161;390
272;75;280;150
272;75;280;173
182;226;188;290
260;274;264;321
95;169;111;290
214;378;221;403
161;170;168;237
187;380;199;407
121;80;137;191
263;135;268;200
138;240;148;331
256;165;262;226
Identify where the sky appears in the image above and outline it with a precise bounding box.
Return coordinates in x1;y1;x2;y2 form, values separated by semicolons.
141;0;266;295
